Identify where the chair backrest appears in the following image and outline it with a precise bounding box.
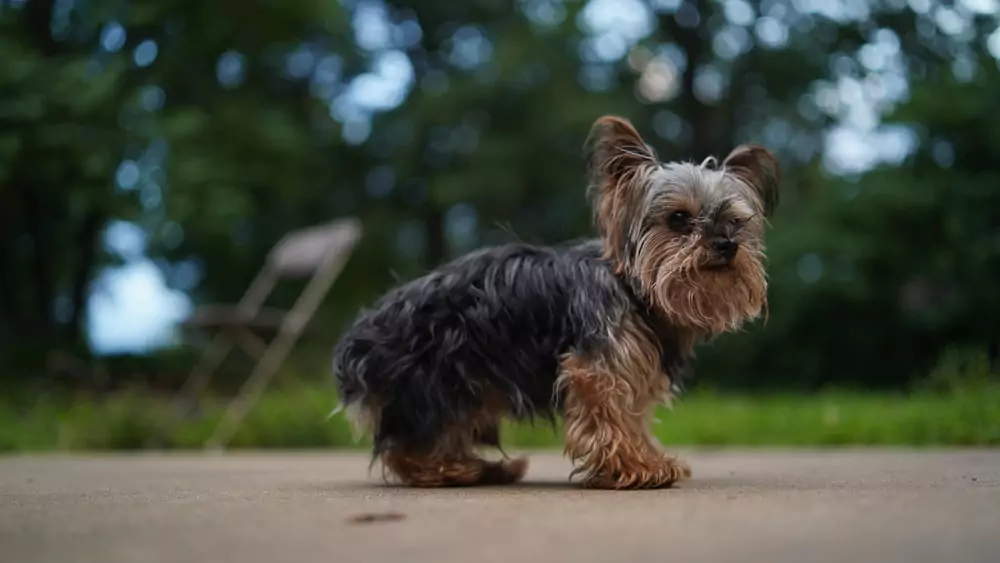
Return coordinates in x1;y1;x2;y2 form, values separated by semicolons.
267;218;363;278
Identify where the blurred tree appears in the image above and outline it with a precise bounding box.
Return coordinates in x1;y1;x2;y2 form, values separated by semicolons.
3;0;999;392
694;3;1000;389
0;0;366;374
1;0;143;364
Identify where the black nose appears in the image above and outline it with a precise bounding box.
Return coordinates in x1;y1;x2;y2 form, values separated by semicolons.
712;238;738;261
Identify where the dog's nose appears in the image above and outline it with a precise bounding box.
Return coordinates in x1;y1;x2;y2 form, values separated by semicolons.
712;238;738;261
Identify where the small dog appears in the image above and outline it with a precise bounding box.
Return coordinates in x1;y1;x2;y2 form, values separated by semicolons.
332;115;780;489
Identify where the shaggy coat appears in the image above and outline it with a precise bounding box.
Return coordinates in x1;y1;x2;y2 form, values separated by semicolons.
333;115;780;489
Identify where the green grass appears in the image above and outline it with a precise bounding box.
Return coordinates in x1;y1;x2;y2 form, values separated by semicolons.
2;380;999;452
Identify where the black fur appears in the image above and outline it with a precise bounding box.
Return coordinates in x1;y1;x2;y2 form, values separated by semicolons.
332;238;686;456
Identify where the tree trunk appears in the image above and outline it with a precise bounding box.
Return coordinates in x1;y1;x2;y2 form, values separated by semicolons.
16;177;57;338
66;209;106;355
0;184;24;338
20;0;58;338
423;205;446;269
659;0;739;160
23;0;56;53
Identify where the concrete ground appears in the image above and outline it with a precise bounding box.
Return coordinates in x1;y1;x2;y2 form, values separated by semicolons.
2;450;999;563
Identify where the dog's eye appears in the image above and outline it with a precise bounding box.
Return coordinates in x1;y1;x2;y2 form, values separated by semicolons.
667;211;692;232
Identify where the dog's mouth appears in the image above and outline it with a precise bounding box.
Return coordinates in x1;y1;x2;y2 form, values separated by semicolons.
702;259;734;271
701;249;742;271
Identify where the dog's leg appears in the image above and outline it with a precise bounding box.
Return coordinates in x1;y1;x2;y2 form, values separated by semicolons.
380;450;528;487
379;415;528;487
557;351;690;490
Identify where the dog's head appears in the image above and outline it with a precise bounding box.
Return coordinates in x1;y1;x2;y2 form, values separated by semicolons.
585;115;780;336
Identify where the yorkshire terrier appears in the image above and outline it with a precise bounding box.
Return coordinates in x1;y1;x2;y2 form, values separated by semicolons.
332;115;780;489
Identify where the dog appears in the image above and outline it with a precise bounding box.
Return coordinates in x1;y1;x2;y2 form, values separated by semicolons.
332;115;780;489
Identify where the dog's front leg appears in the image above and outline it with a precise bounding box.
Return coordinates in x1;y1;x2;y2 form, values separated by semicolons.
557;351;690;490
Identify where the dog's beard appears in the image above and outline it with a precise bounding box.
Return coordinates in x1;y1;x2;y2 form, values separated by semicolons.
632;231;768;335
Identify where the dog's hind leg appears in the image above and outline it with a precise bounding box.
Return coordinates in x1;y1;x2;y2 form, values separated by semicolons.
381;449;528;487
378;410;528;487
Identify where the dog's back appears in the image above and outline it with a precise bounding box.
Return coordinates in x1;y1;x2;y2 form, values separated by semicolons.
332;238;622;455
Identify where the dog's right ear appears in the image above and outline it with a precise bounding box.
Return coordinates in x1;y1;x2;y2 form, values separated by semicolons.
723;144;780;218
585;115;657;190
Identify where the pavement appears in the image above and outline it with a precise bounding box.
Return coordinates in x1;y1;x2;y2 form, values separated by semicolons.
2;449;999;563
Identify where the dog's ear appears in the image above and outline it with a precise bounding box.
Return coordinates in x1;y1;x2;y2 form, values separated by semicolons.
584;115;658;269
723;144;780;218
585;115;657;191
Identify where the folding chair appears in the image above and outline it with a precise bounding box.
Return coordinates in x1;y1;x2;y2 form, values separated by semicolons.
166;217;362;451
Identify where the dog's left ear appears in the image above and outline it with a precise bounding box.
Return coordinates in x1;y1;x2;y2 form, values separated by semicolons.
585;115;658;190
723;145;780;218
584;115;659;268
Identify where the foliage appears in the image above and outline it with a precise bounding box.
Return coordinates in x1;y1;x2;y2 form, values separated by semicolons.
695;62;1000;390
4;374;1000;451
2;0;999;394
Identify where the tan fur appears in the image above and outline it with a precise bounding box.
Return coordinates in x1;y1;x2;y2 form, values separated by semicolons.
557;316;691;489
635;237;769;336
575;116;780;489
587;115;775;339
380;450;528;488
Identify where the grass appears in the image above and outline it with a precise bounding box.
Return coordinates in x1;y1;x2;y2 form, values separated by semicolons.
2;379;999;452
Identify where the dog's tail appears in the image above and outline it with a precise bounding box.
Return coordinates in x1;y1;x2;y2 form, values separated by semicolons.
330;335;381;442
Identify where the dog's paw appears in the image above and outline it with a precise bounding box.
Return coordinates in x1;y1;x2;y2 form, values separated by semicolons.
479;456;529;485
582;456;690;490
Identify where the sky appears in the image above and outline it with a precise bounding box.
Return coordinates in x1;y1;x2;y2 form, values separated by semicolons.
87;0;1000;354
87;221;192;353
